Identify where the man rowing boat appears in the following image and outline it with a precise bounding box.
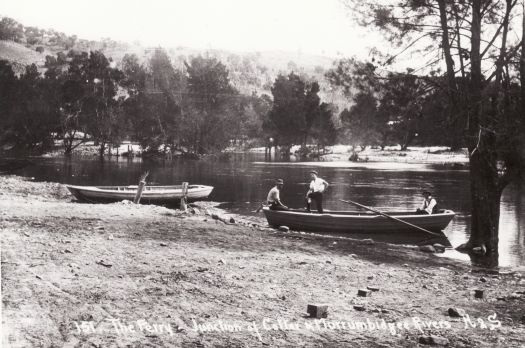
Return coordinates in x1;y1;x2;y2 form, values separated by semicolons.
416;190;438;215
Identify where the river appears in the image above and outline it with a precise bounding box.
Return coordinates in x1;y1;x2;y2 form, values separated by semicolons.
7;154;525;267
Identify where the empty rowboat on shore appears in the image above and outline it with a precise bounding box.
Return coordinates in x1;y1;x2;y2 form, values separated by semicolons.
66;184;213;204
263;207;455;233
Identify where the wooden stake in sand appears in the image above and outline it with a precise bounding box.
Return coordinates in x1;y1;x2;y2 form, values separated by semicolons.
133;171;149;204
180;182;189;211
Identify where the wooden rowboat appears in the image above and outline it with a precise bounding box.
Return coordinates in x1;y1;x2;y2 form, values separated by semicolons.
66;184;213;204
263;207;455;233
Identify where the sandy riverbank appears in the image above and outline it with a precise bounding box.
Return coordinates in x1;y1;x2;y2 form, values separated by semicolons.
40;143;469;165
1;176;524;347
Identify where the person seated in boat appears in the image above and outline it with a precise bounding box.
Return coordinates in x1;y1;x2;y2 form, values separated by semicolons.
305;170;329;214
416;190;438;214
267;179;289;211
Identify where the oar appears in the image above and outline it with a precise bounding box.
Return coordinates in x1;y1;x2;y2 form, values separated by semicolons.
339;199;442;237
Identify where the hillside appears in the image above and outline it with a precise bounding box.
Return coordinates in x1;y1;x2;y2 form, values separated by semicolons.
0;16;349;108
0;40;46;74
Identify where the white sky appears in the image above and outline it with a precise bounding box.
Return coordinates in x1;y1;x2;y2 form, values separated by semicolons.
0;0;385;58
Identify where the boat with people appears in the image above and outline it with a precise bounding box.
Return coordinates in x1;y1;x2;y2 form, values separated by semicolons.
66;184;214;204
262;207;456;233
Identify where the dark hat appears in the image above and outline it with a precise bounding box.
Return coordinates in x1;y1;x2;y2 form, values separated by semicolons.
275;179;284;185
310;170;318;175
422;189;432;195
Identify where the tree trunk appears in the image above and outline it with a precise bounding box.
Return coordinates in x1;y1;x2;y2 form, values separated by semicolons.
460;0;500;266
521;1;525;112
99;142;106;158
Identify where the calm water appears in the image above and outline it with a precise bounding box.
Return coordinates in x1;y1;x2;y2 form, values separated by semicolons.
8;154;525;267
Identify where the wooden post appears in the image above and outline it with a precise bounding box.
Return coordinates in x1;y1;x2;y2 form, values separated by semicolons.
180;182;188;211
133;171;149;204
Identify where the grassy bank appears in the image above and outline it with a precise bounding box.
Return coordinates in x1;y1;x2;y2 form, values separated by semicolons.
1;176;524;347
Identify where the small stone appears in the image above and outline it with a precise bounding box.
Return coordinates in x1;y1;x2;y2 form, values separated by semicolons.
306;304;328;318
108;234;114;240
229;217;236;223
160;242;168;247
218;259;225;264
433;243;446;252
367;275;374;280
472;245;486;255
362;239;374;245
474;289;484;299
353;305;366;311
211;213;220;220
64;249;72;253
419;335;449;346
278;226;290;232
367;286;380;292
419;245;436;253
403;264;409;267
357;289;372;297
95;226;105;230
325;260;332;264
479;277;487;282
448;307;466;318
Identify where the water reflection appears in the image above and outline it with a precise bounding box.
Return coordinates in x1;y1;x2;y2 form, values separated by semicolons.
8;154;525;267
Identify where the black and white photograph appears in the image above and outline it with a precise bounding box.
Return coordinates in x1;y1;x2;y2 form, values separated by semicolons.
1;0;525;346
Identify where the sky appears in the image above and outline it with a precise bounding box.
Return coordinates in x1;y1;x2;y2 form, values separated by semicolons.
0;0;386;58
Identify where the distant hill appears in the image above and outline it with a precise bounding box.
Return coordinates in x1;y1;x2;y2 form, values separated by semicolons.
0;15;349;109
0;40;46;74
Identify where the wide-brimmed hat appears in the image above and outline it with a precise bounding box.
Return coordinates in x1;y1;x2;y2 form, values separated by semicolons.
422;189;432;195
275;179;284;185
310;170;318;175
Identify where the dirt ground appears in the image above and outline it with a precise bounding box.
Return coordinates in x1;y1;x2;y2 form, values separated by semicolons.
1;175;524;347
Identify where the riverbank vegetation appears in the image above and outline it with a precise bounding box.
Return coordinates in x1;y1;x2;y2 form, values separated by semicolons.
0;15;491;159
339;0;525;268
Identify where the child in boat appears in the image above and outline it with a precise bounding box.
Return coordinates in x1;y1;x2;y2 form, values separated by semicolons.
267;179;288;210
416;190;438;214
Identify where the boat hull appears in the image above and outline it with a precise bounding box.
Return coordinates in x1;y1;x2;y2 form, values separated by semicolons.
66;184;213;204
263;208;455;233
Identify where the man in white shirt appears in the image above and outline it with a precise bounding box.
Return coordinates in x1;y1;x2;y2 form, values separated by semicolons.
305;170;329;213
416;190;437;214
266;179;288;210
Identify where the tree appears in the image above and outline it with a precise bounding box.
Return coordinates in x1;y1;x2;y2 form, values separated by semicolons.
182;56;238;153
265;73;326;155
344;0;525;266
312;102;338;150
56;51;90;155
0;17;24;42
82;51;124;157
0;61;19;146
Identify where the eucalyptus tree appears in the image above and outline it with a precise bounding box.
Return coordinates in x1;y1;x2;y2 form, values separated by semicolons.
343;0;525;265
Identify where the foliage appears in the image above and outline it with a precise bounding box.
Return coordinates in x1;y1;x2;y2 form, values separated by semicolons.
341;0;525;263
265;73;335;150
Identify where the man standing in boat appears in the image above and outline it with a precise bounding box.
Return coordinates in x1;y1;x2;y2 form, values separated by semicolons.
267;179;289;210
305;170;329;214
416;190;438;214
